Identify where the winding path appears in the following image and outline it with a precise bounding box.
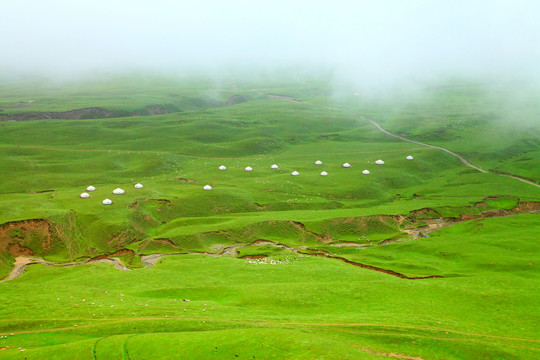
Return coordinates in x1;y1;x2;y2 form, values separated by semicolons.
0;257;129;283
310;102;540;189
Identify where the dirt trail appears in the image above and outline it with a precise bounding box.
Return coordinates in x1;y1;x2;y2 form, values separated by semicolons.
265;94;540;189
3;201;539;282
333;106;540;189
0;256;129;283
139;239;441;280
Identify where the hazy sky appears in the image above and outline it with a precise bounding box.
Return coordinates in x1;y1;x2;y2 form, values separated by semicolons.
1;0;539;82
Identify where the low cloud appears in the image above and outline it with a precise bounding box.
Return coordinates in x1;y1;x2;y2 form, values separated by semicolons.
0;0;539;87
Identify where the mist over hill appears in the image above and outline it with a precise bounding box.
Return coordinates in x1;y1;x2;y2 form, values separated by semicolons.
1;1;539;89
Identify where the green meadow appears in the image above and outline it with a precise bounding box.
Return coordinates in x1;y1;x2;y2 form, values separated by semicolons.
0;76;539;359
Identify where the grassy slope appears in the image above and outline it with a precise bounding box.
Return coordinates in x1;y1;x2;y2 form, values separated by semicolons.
0;215;538;359
330;83;540;182
0;77;539;359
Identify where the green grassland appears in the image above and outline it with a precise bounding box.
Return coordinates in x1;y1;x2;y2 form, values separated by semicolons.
330;82;540;182
0;75;539;359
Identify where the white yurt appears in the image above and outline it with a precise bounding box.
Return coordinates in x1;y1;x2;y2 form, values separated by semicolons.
219;165;227;171
362;169;370;175
80;192;90;198
342;163;351;168
375;159;385;165
291;171;300;176
271;164;279;169
203;185;212;191
245;166;253;172
314;160;322;165
406;155;414;160
320;171;328;176
102;199;112;205
112;188;125;195
134;183;143;189
86;185;96;192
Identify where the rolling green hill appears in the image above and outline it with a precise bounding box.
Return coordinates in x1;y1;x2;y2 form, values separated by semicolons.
0;76;539;359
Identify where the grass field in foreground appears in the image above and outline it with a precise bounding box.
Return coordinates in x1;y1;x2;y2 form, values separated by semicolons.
0;76;539;359
0;215;538;359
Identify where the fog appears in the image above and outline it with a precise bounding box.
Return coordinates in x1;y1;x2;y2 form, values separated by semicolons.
1;0;539;87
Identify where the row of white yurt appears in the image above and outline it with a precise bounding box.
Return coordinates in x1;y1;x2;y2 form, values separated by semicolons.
122;155;416;194
81;183;144;203
216;156;414;173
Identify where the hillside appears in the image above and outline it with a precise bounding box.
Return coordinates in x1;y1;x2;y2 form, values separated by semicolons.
0;77;539;359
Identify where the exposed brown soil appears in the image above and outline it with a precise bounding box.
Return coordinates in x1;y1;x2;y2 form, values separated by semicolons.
89;249;135;261
7;243;34;256
407;208;441;218
129;200;141;209
397;201;540;241
291;221;332;242
1;255;130;282
3;199;539;282
314;254;442;280
239;254;268;259
0;219;53;257
318;133;340;139
149;198;171;204
175;178;196;183
354;346;424;360
329;241;371;248
107;227;146;248
148;238;178;248
28;189;55;194
512;201;540;212
130;198;171;210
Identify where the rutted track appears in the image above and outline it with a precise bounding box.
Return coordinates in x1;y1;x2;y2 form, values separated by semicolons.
0;257;129;283
3;201;540;282
2;239;442;282
141;239;437;279
353;110;540;188
280;96;540;189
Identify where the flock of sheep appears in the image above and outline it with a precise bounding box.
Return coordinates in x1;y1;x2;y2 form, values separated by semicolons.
80;155;415;203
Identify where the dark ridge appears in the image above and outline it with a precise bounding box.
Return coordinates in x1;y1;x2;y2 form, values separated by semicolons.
239;254;268;259
0;104;181;121
226;94;248;106
87;249;135;261
311;253;443;280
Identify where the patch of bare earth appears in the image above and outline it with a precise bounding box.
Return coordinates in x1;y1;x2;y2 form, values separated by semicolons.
354;346;424;360
398;200;540;241
0;219;52;257
89;249;135;261
239;254;268;259
175;178;196;183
